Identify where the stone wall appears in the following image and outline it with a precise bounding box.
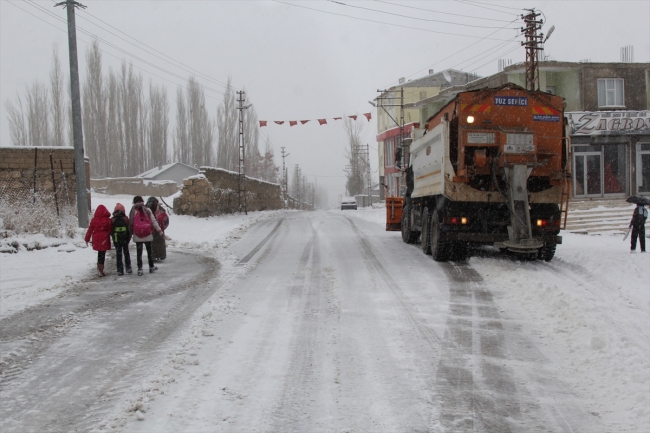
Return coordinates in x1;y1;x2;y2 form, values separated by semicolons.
90;177;178;197
0;146;87;209
173;167;284;217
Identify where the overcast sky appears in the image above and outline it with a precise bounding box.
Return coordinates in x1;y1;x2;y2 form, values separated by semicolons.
1;0;649;206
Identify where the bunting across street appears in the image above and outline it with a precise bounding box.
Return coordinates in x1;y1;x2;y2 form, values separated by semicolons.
259;112;371;127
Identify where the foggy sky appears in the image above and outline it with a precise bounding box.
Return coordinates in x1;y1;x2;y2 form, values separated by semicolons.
1;0;649;206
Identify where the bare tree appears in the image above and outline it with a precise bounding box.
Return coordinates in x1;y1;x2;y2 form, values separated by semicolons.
50;44;67;147
25;81;51;147
216;78;238;171
83;40;108;177
5;95;27;146
187;77;214;167
147;81;169;169
173;86;189;165
243;100;261;178
343;117;366;196
260;138;279;183
120;61;145;176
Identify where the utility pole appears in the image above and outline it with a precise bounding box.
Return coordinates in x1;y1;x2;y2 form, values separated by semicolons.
367;142;371;206
376;87;405;197
521;9;543;91
236;90;251;214
302;176;306;211
280;147;290;208
55;0;88;228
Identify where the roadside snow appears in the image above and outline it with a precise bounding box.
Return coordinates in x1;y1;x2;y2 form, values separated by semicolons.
1;199;648;432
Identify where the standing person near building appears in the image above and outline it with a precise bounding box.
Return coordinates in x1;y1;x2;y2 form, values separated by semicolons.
629;203;648;252
84;204;112;277
147;196;169;261
129;196;163;276
111;203;132;275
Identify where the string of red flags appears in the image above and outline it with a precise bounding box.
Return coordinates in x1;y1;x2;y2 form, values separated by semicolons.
259;112;371;127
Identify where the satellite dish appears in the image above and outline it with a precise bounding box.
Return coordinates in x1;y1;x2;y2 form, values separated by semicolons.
443;70;452;83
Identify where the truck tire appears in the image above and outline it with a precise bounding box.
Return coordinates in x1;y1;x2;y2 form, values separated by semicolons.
430;210;450;261
421;207;431;255
401;205;418;244
538;243;556;262
450;242;469;261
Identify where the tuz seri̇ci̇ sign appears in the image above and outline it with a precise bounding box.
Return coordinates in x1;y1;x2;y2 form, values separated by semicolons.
568;111;650;136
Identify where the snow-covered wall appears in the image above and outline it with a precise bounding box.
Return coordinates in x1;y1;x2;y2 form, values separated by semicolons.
90;177;178;197
173;168;283;217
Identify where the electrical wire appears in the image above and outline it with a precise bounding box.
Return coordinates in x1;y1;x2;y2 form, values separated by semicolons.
451;34;519;71
455;0;523;15
25;0;225;96
372;0;515;23
273;0;513;41
327;0;516;29
75;7;229;89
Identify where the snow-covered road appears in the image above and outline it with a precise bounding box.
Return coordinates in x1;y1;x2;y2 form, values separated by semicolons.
1;203;648;432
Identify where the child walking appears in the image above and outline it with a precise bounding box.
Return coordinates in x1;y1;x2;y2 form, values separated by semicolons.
84;204;112;277
128;196;163;276
111;203;133;275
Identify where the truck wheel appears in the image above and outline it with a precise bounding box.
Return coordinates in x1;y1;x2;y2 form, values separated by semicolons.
421;207;431;255
538;243;556;262
430;210;450;261
451;242;469;261
401;205;418;244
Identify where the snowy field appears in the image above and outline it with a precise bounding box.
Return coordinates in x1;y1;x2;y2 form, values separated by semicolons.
0;194;648;432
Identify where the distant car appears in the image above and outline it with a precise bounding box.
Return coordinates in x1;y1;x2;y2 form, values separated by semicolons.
341;197;357;210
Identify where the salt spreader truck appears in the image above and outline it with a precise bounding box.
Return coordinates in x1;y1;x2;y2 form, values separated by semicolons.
401;83;570;261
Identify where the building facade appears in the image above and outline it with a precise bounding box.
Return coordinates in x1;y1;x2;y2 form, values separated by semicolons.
373;69;480;199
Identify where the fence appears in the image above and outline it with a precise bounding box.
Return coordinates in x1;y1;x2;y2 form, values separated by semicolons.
0;147;84;237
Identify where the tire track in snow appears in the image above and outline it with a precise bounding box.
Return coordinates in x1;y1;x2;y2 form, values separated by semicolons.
271;219;334;432
0;251;219;433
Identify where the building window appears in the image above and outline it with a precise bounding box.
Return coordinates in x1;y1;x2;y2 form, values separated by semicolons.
385;138;395;168
597;78;625;108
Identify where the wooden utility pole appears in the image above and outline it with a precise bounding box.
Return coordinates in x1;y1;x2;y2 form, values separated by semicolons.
521;9;543;92
55;0;88;227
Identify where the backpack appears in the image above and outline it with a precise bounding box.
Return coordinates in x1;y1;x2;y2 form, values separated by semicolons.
156;211;169;232
133;207;153;238
112;215;130;244
641;207;648;221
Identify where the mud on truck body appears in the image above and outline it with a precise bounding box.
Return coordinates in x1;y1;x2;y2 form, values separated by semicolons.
401;83;570;262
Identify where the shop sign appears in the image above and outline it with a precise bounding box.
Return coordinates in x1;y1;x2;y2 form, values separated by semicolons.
568;111;650;136
494;96;528;106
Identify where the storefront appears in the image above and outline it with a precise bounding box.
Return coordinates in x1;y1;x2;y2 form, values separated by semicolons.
568;111;650;198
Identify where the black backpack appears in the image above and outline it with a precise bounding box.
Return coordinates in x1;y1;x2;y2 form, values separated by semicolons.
112;214;130;244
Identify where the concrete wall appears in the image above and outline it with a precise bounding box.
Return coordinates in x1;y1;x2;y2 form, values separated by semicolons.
91;177;178;197
173;167;284;217
0;146;84;209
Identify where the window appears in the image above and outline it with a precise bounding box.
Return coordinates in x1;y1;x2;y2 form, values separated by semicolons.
385;138;395;168
597;78;624;108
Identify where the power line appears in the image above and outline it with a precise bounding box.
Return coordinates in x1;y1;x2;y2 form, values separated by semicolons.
74;7;229;89
455;0;522;15
12;0;224;98
379;16;520;88
273;0;513;41
25;0;225;96
372;0;516;23
327;0;516;29
451;34;519;70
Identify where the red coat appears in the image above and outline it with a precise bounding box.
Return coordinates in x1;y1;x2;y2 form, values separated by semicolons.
84;205;113;251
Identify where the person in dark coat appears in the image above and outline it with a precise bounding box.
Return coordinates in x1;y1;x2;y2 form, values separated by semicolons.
147;197;169;261
84;204;112;277
111;203;132;275
629;203;648;252
129;196;163;276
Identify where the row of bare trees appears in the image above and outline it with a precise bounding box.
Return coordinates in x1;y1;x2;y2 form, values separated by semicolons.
4;41;279;182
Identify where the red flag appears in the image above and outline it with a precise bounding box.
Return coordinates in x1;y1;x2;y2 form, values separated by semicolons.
289;121;297;126
259;120;267;127
348;115;357;120
300;120;310;125
318;119;327;125
333;117;342;121
274;121;285;125
364;112;372;121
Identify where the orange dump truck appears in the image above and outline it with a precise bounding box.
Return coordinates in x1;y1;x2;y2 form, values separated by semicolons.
401;83;570;261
